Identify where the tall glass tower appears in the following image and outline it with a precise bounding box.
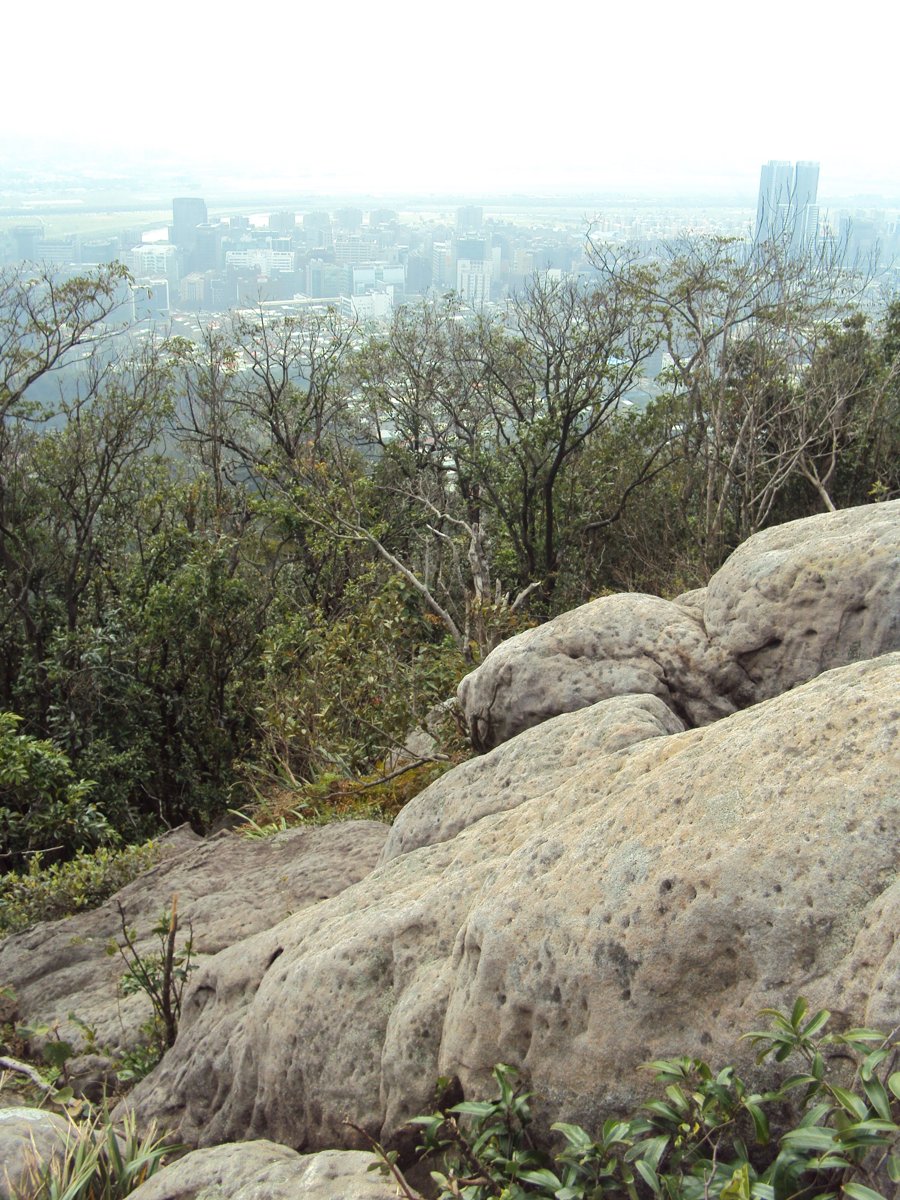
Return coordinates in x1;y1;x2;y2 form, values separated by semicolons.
171;198;208;254
755;161;819;249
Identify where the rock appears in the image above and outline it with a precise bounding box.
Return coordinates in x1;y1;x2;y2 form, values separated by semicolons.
0;1107;71;1200
128;1141;398;1200
65;1053;119;1103
124;654;899;1153
458;593;739;750
387;699;461;771
0;821;387;1055
460;500;900;750
381;692;685;860
702;502;900;704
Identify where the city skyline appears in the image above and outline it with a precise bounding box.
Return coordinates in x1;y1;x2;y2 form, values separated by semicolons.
2;0;897;201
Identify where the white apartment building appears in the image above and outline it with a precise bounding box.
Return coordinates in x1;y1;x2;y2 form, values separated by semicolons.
224;248;296;274
456;256;492;307
128;244;180;285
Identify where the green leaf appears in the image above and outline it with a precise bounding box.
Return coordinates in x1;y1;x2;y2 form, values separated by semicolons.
841;1184;889;1200
801;1008;831;1038
634;1159;661;1194
626;1135;669;1170
838;1028;885;1042
830;1086;868;1120
517;1167;562;1188
450;1099;497;1117
776;1072;819;1093
790;996;808;1028
781;1126;839;1151
551;1122;594;1151
744;1100;770;1144
664;1084;689;1112
43;1039;74;1069
720;1163;751;1200
861;1074;892;1121
642;1100;681;1123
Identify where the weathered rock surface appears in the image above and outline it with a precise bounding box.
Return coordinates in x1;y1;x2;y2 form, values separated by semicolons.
381;692;685;860
124;654;899;1152
128;1142;397;1200
460;501;900;749
0;1107;71;1200
0;822;387;1054
458;593;741;750
701;502;900;703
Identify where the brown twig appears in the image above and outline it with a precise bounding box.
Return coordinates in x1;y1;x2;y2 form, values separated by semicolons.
342;1118;423;1200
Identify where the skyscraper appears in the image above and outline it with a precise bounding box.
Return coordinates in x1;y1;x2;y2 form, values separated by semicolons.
171;198;208;255
755;161;819;250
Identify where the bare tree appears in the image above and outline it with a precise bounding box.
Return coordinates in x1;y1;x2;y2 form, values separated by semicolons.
589;232;870;565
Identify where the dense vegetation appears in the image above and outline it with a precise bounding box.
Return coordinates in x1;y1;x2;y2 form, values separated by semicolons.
0;238;898;869
379;1001;899;1200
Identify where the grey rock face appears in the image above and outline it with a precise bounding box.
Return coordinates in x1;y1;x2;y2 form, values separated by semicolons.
0;821;388;1054
124;655;898;1154
459;501;900;750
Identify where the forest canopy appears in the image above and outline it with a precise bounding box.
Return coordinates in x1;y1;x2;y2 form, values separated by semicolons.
1;240;897;864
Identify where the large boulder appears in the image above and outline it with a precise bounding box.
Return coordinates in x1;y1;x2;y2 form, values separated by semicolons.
128;1142;397;1200
123;654;899;1151
458;593;740;751
460;501;900;749
381;692;685;860
701;502;900;702
0;821;387;1054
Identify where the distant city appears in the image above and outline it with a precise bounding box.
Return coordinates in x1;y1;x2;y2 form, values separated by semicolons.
1;160;898;326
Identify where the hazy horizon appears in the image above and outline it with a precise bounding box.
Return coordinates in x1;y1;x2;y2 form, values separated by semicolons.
3;0;897;204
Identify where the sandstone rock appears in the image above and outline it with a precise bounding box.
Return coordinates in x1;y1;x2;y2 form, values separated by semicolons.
458;593;739;750
124;655;899;1153
381;692;685;860
703;502;900;703
128;1142;397;1200
0;822;387;1055
460;501;900;750
0;1107;71;1200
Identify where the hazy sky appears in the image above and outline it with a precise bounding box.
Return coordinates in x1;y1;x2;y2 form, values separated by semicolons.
3;0;897;197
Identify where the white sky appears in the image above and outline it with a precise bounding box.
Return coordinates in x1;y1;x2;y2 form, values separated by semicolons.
3;0;897;197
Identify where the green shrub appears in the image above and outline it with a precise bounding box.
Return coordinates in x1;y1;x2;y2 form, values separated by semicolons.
0;842;159;936
0;712;115;869
108;898;196;1054
375;1000;899;1200
12;1109;176;1200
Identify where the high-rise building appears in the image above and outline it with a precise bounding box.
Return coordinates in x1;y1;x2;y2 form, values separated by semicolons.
456;205;483;234
456;237;492;307
268;211;296;235
171;198;208;259
303;211;333;250
128;243;180;288
755;160;819;249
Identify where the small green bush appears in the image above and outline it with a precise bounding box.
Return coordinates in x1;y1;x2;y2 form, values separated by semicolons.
0;711;114;868
374;999;899;1200
0;842;159;936
12;1108;176;1200
108;898;196;1054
